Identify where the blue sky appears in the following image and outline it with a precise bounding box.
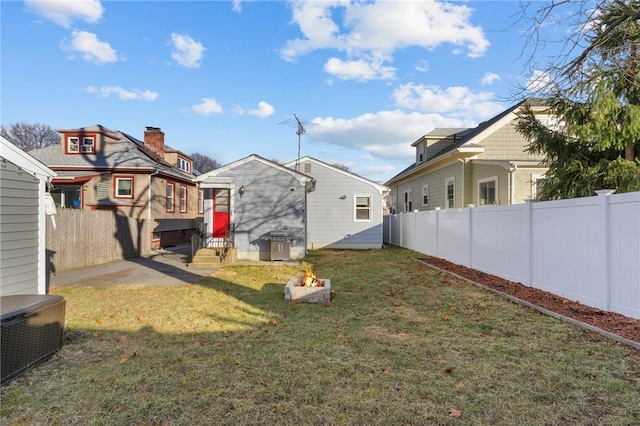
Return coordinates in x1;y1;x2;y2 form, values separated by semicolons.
1;0;564;183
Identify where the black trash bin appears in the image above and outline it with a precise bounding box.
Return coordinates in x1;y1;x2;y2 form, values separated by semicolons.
1;294;66;385
269;231;290;261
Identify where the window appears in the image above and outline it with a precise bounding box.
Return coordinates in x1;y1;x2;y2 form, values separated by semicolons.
478;177;497;205
354;195;371;221
404;189;413;212
446;177;455;208
50;185;81;209
68;137;79;153
531;174;543;199
180;185;187;212
81;137;95;153
198;189;204;214
114;176;133;198
166;183;174;212
417;143;425;163
177;157;191;173
422;184;429;206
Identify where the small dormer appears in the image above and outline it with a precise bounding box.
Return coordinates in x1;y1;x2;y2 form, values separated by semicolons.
176;154;192;173
416;141;425;164
59;128;102;155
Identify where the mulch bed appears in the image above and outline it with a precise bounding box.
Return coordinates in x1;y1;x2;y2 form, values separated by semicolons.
417;257;640;347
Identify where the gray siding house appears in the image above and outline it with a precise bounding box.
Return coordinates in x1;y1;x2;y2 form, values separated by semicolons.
196;155;314;261
284;157;388;250
1;136;57;295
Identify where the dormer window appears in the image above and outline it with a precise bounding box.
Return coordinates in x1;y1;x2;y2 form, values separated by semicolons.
417;143;425;163
82;138;95;152
81;137;95;153
67;136;95;154
177;157;191;173
68;137;79;153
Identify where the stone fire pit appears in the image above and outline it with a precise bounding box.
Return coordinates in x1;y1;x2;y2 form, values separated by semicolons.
284;277;331;304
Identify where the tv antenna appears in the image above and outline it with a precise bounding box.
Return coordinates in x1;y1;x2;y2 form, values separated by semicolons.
278;114;318;169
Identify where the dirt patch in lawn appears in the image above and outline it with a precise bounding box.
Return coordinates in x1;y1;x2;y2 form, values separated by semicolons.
417;257;640;346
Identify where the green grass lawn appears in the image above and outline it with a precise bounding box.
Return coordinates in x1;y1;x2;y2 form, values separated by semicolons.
2;246;639;425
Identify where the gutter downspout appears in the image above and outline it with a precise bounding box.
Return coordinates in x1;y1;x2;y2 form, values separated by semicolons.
457;158;466;207
509;162;517;205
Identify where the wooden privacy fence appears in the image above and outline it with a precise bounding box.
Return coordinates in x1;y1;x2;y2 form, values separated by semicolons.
384;190;640;320
46;209;150;272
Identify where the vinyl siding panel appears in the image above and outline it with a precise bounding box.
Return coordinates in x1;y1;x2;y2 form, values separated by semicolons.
515;167;547;201
468;164;509;206
393;163;463;211
302;161;384;249
211;160;306;260
0;159;40;295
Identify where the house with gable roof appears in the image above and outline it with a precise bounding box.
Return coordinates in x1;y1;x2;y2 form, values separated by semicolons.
29;125;200;250
1;135;57;295
385;99;549;212
284;156;387;250
194;154;388;263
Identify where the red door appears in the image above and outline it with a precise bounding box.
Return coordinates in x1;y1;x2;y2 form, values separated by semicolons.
212;188;230;238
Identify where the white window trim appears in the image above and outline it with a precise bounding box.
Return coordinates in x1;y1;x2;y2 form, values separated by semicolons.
178;157;191;173
531;174;543;199
115;177;133;198
404;189;413;212
354;194;372;222
167;183;175;212
179;185;187;213
477;176;498;206
198;189;204;214
68;137;79;153
81;137;94;153
421;184;429;206
445;177;455;209
417;143;425;164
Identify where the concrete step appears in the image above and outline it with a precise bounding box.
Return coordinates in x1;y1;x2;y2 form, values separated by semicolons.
189;248;237;267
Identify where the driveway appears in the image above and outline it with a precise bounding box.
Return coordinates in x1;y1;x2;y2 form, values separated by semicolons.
48;244;220;288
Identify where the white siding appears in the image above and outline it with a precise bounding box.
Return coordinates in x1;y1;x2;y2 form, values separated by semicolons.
0;159;40;295
302;161;384;249
202;160;307;261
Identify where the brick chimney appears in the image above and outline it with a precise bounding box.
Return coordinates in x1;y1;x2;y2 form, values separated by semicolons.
144;126;165;158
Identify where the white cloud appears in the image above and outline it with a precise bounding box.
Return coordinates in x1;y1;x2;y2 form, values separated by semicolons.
86;86;158;101
233;101;275;118
170;33;206;68
280;0;489;81
481;72;501;86
309;109;474;165
248;101;275;118
232;0;243;13
526;70;555;93
324;57;395;81
189;98;223;115
25;0;103;28
62;31;117;64
415;60;429;73
392;83;503;118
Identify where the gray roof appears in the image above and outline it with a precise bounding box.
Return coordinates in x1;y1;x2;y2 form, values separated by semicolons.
29;125;194;182
386;98;546;184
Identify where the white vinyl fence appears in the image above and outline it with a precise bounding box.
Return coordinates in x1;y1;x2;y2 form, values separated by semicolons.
384;190;640;320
